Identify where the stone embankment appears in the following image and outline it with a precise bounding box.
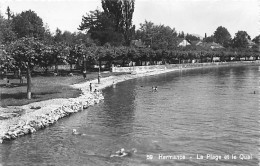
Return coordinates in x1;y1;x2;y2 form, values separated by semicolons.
0;81;104;143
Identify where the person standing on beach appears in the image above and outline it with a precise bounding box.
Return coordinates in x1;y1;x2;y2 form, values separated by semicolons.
89;83;92;92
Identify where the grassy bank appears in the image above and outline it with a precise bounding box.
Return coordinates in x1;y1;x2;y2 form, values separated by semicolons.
0;71;125;107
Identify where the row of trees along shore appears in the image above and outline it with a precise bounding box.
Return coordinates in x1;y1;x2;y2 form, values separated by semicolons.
2;38;260;72
0;0;259;99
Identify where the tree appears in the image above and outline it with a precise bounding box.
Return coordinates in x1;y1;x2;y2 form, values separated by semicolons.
38;45;55;73
0;14;16;44
43;24;54;44
114;46;129;66
127;47;140;64
137;20;154;45
203;35;215;43
185;33;200;41
0;45;15;75
232;31;250;48
9;37;43;99
213;26;231;47
54;28;63;43
178;31;185;38
73;32;95;46
101;0;135;45
137;20;178;49
120;0;135;45
52;43;69;74
76;44;89;71
79;9;124;46
252;35;260;44
6;6;14;20
153;25;178;50
67;45;78;71
12;10;45;39
61;31;75;45
79;9;106;33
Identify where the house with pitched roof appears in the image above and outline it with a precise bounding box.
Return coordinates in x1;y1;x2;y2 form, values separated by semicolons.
177;38;191;47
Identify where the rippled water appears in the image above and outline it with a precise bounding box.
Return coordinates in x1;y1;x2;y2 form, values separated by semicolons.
0;65;259;166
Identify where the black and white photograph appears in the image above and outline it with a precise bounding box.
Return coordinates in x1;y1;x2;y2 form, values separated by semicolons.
0;0;259;165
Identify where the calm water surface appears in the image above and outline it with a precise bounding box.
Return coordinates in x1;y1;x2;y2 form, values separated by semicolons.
0;65;259;166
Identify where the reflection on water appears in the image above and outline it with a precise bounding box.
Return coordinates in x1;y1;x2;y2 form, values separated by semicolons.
0;65;259;166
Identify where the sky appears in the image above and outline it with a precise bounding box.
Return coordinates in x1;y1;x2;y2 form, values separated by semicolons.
0;0;259;38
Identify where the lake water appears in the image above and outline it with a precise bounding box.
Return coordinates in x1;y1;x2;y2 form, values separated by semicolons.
0;65;259;166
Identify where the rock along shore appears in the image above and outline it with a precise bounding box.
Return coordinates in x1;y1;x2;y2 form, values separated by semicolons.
0;61;258;143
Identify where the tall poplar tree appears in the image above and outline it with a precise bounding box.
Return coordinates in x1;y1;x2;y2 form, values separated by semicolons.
101;0;135;45
6;6;14;20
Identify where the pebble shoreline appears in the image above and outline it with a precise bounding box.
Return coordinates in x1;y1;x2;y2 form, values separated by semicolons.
0;61;258;143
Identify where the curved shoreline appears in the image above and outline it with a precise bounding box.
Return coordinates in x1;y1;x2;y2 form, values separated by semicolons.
0;61;259;143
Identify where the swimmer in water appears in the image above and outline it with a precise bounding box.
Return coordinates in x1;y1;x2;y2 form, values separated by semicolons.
152;86;158;92
72;129;78;135
110;148;137;157
152;86;155;92
72;129;86;136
